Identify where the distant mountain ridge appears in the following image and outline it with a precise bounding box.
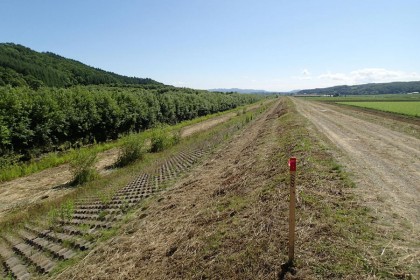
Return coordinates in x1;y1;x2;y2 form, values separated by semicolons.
0;43;159;89
296;81;420;96
209;88;275;94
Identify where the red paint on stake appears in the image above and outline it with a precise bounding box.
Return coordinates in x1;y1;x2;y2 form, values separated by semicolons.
288;157;296;172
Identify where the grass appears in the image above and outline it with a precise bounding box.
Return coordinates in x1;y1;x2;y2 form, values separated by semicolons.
30;97;415;279
276;98;416;278
0;99;273;183
113;134;145;167
0;99;270;233
302;93;420;102
36;96;272;278
0;142;112;183
150;125;179;153
69;148;98;185
337;101;420;117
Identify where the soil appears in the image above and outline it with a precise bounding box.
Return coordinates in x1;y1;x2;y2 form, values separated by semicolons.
0;148;120;222
293;98;420;265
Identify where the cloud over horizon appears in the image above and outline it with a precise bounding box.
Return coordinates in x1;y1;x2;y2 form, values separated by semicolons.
318;68;420;85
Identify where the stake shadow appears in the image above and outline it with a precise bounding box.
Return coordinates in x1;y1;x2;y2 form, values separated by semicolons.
278;260;297;280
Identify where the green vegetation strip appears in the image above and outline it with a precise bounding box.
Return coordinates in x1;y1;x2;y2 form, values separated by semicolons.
0;102;269;230
0;100;271;182
302;93;420;102
337;101;420;117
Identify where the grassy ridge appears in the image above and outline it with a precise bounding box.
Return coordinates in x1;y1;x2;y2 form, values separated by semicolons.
337;101;420;117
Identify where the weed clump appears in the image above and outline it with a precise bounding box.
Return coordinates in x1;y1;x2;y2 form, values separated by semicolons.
115;134;145;167
69;149;98;186
150;126;180;153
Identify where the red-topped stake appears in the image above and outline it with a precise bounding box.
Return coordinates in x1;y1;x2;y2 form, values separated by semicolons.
288;157;296;172
288;157;297;265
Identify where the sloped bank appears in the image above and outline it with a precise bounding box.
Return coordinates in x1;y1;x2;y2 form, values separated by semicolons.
53;98;411;279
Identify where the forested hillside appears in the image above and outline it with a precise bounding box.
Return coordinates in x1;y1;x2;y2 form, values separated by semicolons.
0;43;158;89
0;43;264;166
297;81;420;96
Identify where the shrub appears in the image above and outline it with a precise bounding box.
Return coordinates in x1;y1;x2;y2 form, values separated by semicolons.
69;149;98;185
150;127;168;153
171;131;181;146
150;126;181;153
244;112;254;124
114;134;145;167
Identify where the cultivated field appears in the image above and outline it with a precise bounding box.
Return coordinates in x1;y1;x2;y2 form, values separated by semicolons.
337;101;420;117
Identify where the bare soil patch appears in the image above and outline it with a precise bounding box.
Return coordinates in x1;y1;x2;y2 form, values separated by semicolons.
180;113;235;138
0;148;119;222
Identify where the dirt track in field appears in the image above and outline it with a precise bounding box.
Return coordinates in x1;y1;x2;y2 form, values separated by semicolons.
180;102;266;138
293;98;420;251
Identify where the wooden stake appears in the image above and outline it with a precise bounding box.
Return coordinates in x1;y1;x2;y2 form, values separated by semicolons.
288;158;297;264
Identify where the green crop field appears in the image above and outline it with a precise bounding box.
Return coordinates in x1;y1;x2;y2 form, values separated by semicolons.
337;101;420;117
302;93;420;102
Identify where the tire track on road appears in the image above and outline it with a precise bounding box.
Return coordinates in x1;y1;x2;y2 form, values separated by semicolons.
293;97;420;264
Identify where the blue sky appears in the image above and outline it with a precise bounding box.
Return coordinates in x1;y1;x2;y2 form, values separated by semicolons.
2;0;420;91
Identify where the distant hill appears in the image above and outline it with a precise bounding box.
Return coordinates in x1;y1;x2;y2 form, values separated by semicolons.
296;81;420;96
0;43;159;89
209;88;276;94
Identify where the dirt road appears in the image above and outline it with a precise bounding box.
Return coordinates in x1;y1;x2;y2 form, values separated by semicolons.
293;98;420;249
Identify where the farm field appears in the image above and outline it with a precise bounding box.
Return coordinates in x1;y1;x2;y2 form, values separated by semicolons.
302;93;420;102
337;101;420;117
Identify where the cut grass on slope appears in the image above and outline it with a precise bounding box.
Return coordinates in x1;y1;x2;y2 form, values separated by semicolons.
52;98;415;279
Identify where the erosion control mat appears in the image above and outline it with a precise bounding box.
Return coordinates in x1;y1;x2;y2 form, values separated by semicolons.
50;98;417;279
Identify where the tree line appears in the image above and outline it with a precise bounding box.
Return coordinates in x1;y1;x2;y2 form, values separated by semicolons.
297;81;420;96
0;85;262;162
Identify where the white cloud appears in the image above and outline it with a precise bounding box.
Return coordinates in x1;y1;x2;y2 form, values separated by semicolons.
318;72;349;82
293;68;312;80
318;68;420;85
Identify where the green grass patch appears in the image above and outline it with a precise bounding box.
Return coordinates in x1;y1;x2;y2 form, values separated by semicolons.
114;134;145;167
69;148;98;186
337;101;420;117
302;93;420;102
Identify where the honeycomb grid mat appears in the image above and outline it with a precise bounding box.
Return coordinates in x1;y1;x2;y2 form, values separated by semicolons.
0;146;215;279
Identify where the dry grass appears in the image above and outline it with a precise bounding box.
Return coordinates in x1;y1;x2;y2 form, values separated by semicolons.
50;98;416;279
